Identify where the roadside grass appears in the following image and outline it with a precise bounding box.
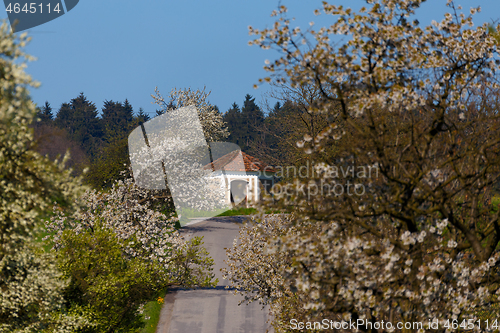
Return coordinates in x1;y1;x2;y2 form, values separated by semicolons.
179;207;226;218
217;206;258;216
179;205;283;220
215;205;285;217
140;294;165;333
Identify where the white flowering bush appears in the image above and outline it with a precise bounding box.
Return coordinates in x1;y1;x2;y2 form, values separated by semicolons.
223;1;500;332
0;21;91;332
45;176;217;331
223;214;294;305
223;214;315;332
47;176;216;286
226;215;500;332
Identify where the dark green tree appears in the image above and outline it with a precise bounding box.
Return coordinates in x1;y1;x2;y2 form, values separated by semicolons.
101;99;134;143
223;102;244;147
136;107;150;123
240;94;264;150
35;101;53;124
122;99;134;119
86;99;137;189
54;92;103;158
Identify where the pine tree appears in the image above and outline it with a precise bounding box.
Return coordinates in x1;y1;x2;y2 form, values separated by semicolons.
54;93;103;158
223;102;243;147
136;107;150;123
122;99;134;122
85;99;138;189
101;99;134;142
35;101;53;123
269;101;281;118
241;94;264;150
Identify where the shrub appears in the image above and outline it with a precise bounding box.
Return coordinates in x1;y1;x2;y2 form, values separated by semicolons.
46;177;217;332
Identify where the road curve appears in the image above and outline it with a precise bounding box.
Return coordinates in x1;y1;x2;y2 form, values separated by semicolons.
157;216;273;333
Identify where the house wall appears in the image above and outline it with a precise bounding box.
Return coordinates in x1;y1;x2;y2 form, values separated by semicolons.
210;171;275;205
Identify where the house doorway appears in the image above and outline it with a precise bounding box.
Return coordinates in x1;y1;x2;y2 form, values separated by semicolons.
230;180;247;205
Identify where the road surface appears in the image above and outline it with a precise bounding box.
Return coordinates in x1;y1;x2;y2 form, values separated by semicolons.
157;216;273;333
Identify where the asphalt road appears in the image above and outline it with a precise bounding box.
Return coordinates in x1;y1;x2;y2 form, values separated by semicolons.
157;216;273;333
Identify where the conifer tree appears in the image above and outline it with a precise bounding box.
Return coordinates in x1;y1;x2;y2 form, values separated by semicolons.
136;107;151;123
35;101;53;123
223;102;243;147
240;94;264;150
101;99;134;142
55;93;102;157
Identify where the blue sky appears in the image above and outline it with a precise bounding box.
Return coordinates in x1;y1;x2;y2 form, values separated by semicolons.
1;0;500;117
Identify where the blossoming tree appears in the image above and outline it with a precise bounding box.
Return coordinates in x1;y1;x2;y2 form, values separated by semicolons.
225;1;500;332
45;175;218;331
0;21;91;332
151;86;229;143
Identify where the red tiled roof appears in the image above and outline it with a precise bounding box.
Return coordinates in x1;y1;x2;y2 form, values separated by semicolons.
204;150;276;173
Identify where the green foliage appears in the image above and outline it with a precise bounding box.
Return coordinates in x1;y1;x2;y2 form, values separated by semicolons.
54;93;103;159
217;207;258;216
1;240;80;333
223;102;243;147
0;21;89;332
56;222;165;333
168;236;218;288
178;207;227;223
52;223;217;333
139;297;164;333
45;175;217;332
85;136;130;189
224;95;264;152
84;99;142;189
101;99;134;143
35;101;54;123
136;107;150;123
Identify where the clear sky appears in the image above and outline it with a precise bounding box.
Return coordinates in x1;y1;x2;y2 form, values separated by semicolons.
1;0;499;117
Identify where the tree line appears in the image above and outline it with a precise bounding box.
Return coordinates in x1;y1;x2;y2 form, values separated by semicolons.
33;93;150;188
34;89;320;189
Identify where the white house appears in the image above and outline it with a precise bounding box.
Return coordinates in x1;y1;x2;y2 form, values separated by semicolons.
204;150;276;206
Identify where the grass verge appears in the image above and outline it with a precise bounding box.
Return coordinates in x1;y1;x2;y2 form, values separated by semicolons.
217;207;258;216
141;294;165;333
216;206;285;216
